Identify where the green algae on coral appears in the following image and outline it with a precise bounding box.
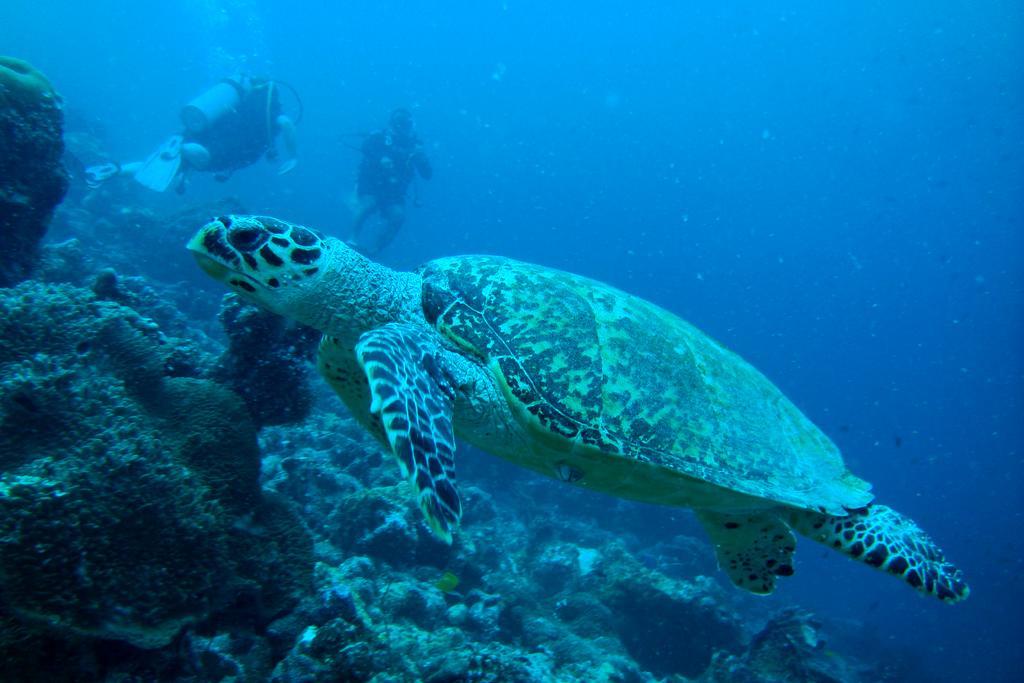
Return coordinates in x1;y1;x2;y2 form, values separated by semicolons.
0;56;58;108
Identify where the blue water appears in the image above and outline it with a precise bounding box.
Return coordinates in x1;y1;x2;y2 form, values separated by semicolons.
4;1;1022;680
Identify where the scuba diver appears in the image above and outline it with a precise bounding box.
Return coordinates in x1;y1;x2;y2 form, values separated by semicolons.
85;74;299;194
348;108;432;254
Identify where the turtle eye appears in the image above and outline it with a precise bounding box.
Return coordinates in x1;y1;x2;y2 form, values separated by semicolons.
228;225;269;252
555;461;584;483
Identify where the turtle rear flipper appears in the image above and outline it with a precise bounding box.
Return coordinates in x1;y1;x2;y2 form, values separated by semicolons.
698;511;797;595
790;504;969;603
357;323;462;543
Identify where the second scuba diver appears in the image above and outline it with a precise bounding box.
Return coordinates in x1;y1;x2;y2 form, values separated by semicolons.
348;107;432;254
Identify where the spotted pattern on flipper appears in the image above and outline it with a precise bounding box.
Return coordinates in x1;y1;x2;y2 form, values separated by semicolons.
790;504;969;603
697;511;797;595
356;323;461;543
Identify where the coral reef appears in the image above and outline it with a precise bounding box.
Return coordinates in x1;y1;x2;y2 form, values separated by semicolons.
589;544;743;678
0;248;891;681
49;197;248;288
0;57;69;286
250;411;895;682
700;609;878;683
256;418;730;682
213;293;319;428
0;281;311;654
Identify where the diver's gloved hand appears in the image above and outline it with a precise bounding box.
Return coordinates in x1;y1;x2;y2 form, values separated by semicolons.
84;162;120;189
277;158;298;176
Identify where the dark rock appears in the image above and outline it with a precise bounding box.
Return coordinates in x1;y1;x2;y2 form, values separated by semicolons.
212;293;319;427
266;611;308;657
701;609;871;683
593;542;743;678
0;57;69;286
461;485;498;525
182;631;274;682
434;643;556;683
552;592;616;639
315;582;360;625
90;266;121;300
51;196;247;291
532;542;581;596
329;484;452;568
223;493;315;626
383;581;448;630
0;442;236;649
0;281;312;655
271;652;326;683
307;618;375;679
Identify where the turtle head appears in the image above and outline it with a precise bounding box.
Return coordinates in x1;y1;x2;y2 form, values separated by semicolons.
188;215;331;319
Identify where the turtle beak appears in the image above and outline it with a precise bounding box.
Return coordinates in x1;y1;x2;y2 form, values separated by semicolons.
191;251;231;281
187;218;242;280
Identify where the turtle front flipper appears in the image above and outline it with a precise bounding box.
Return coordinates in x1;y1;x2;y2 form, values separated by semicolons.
697;511;797;595
356;323;462;543
789;504;969;603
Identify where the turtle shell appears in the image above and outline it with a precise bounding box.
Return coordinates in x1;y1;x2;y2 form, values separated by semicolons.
420;255;872;514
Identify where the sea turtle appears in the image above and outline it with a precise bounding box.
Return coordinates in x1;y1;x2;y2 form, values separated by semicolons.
188;215;969;603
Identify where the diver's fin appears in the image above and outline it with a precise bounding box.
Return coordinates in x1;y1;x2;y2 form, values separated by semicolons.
134;135;183;192
356;323;462;543
697;510;797;595
789;504;969;603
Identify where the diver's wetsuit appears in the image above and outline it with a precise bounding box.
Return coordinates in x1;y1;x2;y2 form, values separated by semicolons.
357;129;432;208
185;81;281;173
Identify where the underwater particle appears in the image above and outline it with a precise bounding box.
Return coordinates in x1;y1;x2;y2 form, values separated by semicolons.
577;548;600;576
298;625;318;645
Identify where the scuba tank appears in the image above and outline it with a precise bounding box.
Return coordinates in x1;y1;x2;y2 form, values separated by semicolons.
180;76;249;134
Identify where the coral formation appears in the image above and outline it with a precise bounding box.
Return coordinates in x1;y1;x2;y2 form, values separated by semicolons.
251;412;896;682
592;543;743;677
701;609;877;682
213;293;319;428
50;197;248;286
0;238;898;680
0;57;69;286
0;281;311;653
